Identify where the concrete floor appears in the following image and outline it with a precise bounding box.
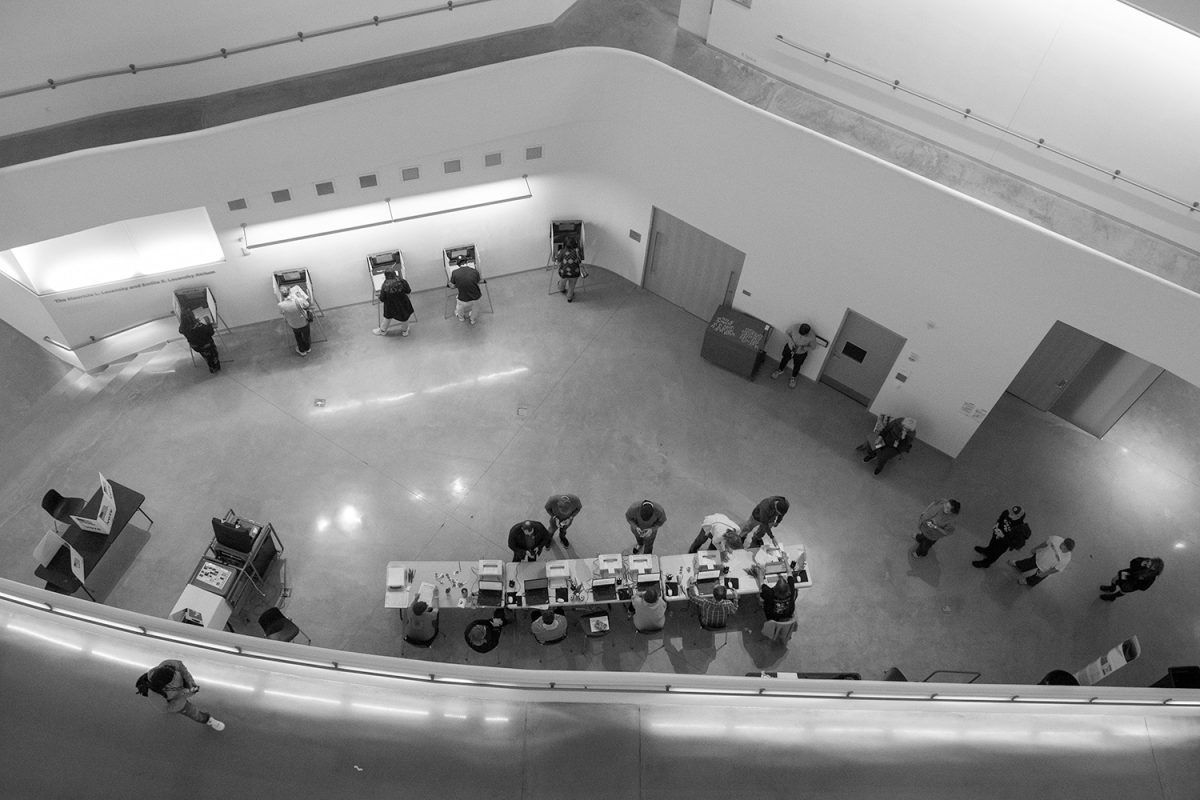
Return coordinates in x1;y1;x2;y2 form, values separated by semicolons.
1;266;1196;687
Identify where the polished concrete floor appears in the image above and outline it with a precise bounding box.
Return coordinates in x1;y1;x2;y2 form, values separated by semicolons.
1;266;1196;688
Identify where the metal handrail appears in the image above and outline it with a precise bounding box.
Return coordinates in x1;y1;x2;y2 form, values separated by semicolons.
43;312;175;352
3;582;1197;708
774;34;1200;216
0;0;495;100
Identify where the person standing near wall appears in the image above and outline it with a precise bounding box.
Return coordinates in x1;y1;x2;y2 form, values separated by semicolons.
771;323;817;389
912;498;960;559
450;257;482;326
278;285;312;356
373;271;414;336
135;659;225;731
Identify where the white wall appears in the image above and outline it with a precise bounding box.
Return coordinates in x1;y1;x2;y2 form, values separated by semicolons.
2;48;1198;457
0;0;573;137
703;0;1200;253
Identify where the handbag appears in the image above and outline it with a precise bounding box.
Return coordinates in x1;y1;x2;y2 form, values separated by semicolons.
304;308;314;323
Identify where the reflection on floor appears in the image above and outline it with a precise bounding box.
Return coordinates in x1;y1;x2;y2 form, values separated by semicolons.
0;266;1196;687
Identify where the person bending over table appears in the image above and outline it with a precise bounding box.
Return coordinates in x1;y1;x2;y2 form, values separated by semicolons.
625;499;667;555
688;512;743;555
687;581;739;630
530;608;568;644
508;519;552;562
405;595;439;645
544;493;582;548
740;496;789;548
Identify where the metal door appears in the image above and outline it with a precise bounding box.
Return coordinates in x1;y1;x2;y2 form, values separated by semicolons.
643;208;745;320
819;309;907;406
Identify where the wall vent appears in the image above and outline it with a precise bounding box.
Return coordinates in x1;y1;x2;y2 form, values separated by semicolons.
359;174;378;189
443;159;462;174
315;181;335;196
226;198;247;212
271;189;291;203
484;152;502;167
401;167;420;181
525;145;543;160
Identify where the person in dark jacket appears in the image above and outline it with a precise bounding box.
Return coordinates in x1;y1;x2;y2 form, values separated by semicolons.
760;576;797;622
178;308;220;372
861;416;916;475
740;496;790;547
1100;557;1164;601
373;271;414;336
973;505;1032;568
135;659;224;730
507;519;551;562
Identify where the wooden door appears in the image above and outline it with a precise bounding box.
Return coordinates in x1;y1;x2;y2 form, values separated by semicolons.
643;208;745;320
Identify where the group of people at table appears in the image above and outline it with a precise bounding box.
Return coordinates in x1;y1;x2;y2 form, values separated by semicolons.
403;494;802;650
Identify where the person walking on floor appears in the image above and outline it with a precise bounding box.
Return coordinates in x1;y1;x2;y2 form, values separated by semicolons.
1100;557;1164;601
278;285;312;356
373;271;414;336
135;659;225;730
1009;536;1075;586
973;505;1031;568
912;498;960;559
178;307;220;373
771;322;818;389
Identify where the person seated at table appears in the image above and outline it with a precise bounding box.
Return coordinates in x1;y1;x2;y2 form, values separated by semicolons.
530;608;568;644
630;586;667;632
688;513;743;556
759;575;797;622
404;595;439;645
740;496;790;548
465;610;507;653
508;519;552;562
687;581;739;630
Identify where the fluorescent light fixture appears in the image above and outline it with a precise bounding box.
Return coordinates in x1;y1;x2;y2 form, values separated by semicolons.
91;649;153;668
11;207;222;294
351;703;430;716
264;689;341;705
243;176;532;250
7;624;84;651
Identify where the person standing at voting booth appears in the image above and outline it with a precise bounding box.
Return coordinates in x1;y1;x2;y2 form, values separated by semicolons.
135;659;225;731
554;236;585;302
178;307;220;373
450;257;482;325
374;271;414;337
278;285;312;355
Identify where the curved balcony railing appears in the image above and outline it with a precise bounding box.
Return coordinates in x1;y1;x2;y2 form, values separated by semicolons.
3;579;1196;707
775;34;1200;218
0;0;496;100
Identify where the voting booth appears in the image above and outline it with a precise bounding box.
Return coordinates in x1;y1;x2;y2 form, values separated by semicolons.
442;243;493;318
272;268;327;345
367;250;406;326
547;220;588;295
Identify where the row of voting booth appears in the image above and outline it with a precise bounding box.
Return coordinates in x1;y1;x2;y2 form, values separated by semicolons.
171;220;590;353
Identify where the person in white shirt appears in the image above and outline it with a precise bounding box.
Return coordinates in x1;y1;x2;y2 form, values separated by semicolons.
1010;536;1075;586
630;586;666;632
771;323;818;389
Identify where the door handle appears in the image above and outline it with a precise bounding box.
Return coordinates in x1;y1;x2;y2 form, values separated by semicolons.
647;232;662;273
